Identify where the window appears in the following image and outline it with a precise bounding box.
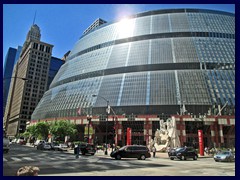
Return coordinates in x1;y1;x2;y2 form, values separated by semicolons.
40;44;44;51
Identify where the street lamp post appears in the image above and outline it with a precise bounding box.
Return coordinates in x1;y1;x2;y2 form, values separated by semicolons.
92;94;110;155
4;75;28;135
87;115;92;143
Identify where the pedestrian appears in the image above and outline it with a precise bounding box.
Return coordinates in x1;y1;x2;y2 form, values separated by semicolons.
204;147;208;155
152;146;156;158
75;143;80;159
17;166;40;176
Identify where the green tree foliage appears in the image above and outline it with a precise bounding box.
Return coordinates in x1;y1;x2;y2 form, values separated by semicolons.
25;124;37;137
49;120;77;141
35;122;50;140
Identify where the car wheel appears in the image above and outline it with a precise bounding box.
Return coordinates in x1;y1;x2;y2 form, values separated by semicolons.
116;155;121;160
139;155;146;160
193;155;197;160
170;157;174;160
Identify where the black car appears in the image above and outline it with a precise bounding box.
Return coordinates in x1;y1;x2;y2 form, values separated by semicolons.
110;145;151;160
79;143;96;155
168;147;198;160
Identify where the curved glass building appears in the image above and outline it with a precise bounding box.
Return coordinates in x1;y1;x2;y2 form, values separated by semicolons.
32;9;235;120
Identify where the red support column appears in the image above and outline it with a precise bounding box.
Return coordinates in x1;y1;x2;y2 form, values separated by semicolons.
198;130;204;156
127;128;132;145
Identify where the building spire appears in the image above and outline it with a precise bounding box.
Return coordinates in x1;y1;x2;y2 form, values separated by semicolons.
33;11;37;25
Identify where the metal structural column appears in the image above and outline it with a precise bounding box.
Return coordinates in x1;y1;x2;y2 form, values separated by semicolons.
144;118;152;146
210;123;216;148
117;121;122;145
219;124;224;146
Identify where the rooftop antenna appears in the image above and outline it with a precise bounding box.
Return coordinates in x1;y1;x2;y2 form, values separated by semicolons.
33;11;37;25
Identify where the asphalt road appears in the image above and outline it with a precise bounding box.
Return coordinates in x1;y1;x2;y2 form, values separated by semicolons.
3;144;235;176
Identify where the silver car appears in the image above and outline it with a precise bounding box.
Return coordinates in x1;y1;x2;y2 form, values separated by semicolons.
53;143;68;151
214;151;235;162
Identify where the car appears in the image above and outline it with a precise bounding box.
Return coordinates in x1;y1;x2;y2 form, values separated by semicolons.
214;151;235;162
168;147;198;160
3;137;10;153
37;142;52;150
110;145;151;160
53;143;68;151
17;138;26;145
79;143;96;155
34;140;46;147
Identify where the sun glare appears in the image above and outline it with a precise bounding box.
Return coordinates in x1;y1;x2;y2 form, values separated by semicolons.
117;18;135;39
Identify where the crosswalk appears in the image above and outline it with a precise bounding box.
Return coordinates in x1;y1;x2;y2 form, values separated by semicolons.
3;154;77;162
4;155;134;169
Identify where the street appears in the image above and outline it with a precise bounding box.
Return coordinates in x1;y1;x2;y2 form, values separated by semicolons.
3;144;235;176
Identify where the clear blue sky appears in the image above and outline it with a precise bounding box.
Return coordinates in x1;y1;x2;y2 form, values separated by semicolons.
3;4;235;69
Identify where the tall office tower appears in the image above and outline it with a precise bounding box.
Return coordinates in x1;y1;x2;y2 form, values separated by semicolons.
14;46;23;64
83;18;107;35
3;48;17;114
3;46;23;115
47;56;65;90
4;24;53;136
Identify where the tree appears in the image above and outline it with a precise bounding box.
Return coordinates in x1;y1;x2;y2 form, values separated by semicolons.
25;124;37;137
35;122;50;140
49;120;77;142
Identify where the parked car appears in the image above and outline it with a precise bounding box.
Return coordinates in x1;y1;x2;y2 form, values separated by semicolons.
34;140;46;147
37;142;52;150
50;142;59;150
53;143;68;151
168;147;198;160
3;137;10;153
11;138;18;144
110;145;151;160
17;137;26;145
79;143;96;155
214;151;235;162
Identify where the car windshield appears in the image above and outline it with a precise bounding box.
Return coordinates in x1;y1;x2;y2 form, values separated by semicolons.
176;147;184;152
218;151;230;155
119;146;127;151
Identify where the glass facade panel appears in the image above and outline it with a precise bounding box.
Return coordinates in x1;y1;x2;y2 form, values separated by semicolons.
150;71;177;105
151;39;173;64
120;72;148;106
152;14;170;33
178;70;211;105
32;9;235;120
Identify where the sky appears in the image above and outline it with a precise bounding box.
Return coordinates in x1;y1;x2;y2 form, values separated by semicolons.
3;4;235;70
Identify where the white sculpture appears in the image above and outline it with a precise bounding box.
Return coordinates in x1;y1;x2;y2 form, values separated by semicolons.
150;117;180;152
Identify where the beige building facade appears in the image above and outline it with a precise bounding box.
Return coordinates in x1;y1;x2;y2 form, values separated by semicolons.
4;24;53;137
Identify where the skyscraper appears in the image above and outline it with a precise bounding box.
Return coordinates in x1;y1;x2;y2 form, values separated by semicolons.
3;46;22;115
3;47;17;115
4;24;53;136
31;8;235;147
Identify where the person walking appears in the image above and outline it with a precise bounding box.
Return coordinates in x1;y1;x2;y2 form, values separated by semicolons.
152;146;156;158
75;143;80;159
